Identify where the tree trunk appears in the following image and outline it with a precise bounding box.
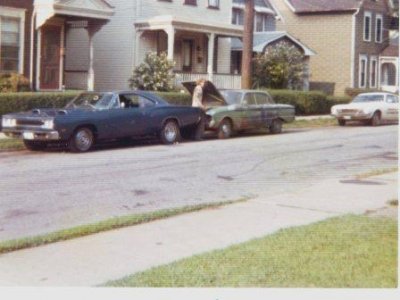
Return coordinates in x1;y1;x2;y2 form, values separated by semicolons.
241;0;254;89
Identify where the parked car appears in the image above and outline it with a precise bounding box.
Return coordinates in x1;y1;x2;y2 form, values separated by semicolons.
182;81;295;138
1;90;204;152
331;92;399;126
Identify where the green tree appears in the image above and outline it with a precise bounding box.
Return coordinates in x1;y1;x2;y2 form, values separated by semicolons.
253;41;306;90
129;52;175;91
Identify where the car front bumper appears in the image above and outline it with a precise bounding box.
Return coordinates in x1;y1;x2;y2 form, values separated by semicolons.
2;129;60;140
332;112;373;121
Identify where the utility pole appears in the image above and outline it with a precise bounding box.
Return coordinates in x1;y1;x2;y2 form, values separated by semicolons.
241;0;254;89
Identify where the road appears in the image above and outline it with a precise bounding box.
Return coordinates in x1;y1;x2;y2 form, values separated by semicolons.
0;124;397;241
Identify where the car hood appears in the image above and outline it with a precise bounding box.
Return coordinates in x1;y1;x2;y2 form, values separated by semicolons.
181;81;227;107
332;102;379;110
4;108;93;119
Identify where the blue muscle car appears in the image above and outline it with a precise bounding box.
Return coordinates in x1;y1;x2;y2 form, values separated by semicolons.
1;90;205;152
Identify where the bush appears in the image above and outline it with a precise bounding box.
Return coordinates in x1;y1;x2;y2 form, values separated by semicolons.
0;91;81;116
129;52;175;91
156;92;191;106
267;89;329;115
0;73;31;93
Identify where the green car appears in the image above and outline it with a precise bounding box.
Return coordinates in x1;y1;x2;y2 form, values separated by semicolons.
183;81;295;139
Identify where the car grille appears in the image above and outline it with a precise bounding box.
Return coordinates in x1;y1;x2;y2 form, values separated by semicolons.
16;119;44;126
339;109;358;114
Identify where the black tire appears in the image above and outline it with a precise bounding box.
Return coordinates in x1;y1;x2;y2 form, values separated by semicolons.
23;140;47;151
69;127;95;153
269;118;283;134
160;120;181;144
217;118;233;139
370;111;381;126
338;119;346;126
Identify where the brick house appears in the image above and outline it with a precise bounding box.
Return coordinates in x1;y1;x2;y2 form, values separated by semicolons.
270;0;396;96
0;0;114;91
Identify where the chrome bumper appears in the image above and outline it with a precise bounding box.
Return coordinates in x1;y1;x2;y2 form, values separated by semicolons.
3;130;60;140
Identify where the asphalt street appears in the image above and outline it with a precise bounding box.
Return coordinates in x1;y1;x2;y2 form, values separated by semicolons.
0;124;398;241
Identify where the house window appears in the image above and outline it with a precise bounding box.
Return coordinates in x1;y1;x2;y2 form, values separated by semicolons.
370;56;377;88
208;0;219;8
375;14;383;43
184;0;197;5
364;12;372;42
0;13;24;74
232;8;244;25
255;13;270;32
359;55;368;88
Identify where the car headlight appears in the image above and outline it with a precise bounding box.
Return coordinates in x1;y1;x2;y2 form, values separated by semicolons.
42;119;54;129
2;117;17;128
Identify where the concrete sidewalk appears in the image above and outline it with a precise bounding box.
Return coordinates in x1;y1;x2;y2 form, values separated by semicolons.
0;172;397;286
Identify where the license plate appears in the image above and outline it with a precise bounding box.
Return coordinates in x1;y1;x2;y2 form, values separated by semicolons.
344;116;351;120
23;132;35;140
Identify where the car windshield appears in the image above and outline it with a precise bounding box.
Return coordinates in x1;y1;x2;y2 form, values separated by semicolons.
66;93;115;110
352;94;384;103
220;91;242;105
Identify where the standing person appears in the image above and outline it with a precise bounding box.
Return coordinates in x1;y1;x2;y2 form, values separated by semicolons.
192;78;206;111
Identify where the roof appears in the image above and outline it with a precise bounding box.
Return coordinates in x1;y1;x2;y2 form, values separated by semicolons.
286;0;362;13
231;31;315;56
381;33;399;57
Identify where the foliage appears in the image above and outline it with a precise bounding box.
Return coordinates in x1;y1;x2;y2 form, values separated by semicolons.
155;91;191;106
0;91;80;116
129;52;175;91
253;41;306;90
0;73;31;93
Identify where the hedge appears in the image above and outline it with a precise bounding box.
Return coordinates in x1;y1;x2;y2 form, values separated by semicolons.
0;89;351;117
0;91;81;116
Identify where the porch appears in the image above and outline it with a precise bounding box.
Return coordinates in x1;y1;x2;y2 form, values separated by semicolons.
134;15;243;90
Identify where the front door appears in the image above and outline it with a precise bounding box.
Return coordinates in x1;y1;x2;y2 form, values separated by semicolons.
182;40;193;72
40;25;62;90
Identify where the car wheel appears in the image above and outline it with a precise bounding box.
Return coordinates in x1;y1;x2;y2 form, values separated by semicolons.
370;111;381;126
160;120;181;144
338;119;346;126
69;127;94;153
269;118;283;134
23;140;47;151
217;118;233;139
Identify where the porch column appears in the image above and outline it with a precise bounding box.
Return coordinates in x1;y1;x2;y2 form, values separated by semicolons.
166;27;175;61
207;33;215;82
86;22;103;91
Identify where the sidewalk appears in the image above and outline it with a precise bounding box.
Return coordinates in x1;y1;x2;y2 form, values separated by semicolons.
0;172;397;286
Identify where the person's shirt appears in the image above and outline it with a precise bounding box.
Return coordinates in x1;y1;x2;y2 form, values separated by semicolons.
192;85;205;110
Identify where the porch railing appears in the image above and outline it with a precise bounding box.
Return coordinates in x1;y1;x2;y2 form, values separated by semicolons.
174;73;241;90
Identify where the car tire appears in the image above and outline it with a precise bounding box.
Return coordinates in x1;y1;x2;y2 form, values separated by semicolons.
269;118;283;134
23;140;47;151
338;119;346;126
217;118;233;139
370;111;381;126
69;127;95;153
160;119;181;144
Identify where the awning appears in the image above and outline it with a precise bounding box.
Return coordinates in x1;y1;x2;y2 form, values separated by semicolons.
135;15;243;37
231;31;316;56
34;0;114;29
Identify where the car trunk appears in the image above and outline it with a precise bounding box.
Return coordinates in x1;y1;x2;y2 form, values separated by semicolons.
181;81;227;108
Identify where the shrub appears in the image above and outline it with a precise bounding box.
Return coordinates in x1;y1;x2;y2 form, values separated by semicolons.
253;41;306;90
0;73;31;93
156;92;191;106
0;91;81;116
129;52;175;91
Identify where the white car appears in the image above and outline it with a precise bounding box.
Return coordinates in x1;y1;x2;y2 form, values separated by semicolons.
331;92;399;126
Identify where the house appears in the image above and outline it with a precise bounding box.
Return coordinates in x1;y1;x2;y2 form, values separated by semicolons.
0;0;114;91
270;0;396;96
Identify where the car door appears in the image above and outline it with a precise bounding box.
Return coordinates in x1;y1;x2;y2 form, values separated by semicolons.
385;94;399;121
254;92;276;127
241;93;261;129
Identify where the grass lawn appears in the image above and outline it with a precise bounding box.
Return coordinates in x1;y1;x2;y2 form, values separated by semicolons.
105;215;398;288
0;138;24;151
285;118;337;128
